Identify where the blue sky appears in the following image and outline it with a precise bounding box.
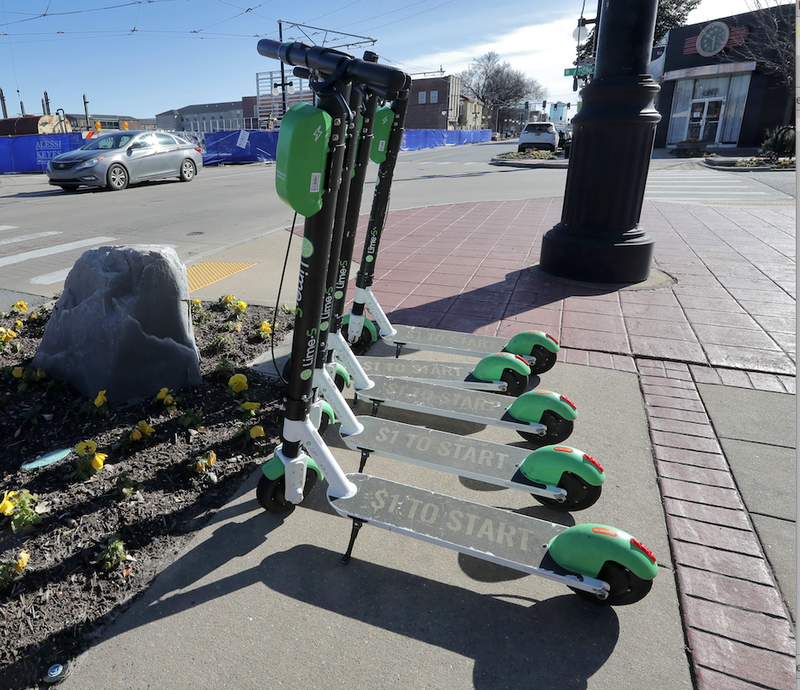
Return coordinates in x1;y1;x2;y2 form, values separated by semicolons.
0;0;754;119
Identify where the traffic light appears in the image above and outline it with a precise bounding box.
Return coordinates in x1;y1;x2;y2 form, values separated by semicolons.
542;100;547;109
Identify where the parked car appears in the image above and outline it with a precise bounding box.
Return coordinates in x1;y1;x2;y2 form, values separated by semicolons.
491;132;500;141
517;122;558;152
46;130;203;192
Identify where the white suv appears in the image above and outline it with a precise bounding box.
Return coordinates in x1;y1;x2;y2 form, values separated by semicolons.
517;122;558;152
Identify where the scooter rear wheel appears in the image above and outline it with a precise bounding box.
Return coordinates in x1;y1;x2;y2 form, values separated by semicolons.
533;471;602;511
569;561;653;605
257;470;318;513
500;368;528;397
517;410;573;446
529;345;557;375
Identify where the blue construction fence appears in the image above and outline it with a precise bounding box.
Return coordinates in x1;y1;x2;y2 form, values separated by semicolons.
0;128;492;173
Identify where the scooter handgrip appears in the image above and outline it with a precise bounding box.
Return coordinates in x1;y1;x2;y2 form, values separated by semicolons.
258;39;407;93
345;59;408;93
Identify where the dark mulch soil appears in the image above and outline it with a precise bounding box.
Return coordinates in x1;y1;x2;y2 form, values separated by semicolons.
0;297;292;689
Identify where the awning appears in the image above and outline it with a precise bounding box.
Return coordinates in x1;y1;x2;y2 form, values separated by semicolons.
662;61;757;82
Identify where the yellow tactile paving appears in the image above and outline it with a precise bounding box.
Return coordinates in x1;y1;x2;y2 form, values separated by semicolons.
186;262;257;292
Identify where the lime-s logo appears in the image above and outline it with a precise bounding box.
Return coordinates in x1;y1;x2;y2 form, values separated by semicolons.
366;255;374;262
300;369;312;380
302;238;314;258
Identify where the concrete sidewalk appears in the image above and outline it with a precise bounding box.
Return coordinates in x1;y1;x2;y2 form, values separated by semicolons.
60;194;795;690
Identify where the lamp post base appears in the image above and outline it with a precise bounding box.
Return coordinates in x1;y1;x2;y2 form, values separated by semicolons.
539;223;654;284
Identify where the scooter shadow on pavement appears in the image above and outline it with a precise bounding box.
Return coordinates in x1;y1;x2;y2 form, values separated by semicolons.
386;267;620;335
258;543;620;690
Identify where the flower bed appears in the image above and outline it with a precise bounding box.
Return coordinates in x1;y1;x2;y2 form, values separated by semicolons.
0;296;294;688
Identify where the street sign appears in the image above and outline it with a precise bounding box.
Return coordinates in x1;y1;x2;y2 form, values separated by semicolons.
564;65;595;76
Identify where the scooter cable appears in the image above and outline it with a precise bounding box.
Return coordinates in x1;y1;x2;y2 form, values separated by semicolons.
271;211;298;385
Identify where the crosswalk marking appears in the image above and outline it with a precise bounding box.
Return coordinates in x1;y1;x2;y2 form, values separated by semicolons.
0;236;116;268
30;268;72;285
0;231;61;247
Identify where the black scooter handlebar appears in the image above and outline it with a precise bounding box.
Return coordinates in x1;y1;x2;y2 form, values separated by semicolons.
257;39;408;93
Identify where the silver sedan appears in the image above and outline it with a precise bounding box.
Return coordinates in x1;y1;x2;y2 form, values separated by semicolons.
46;130;203;192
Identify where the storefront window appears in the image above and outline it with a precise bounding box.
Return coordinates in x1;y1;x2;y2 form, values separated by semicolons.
693;76;729;99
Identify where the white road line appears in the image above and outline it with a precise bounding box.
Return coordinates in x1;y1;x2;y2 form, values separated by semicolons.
0;226;17;232
0;236;116;268
30;268;71;285
0;231;61;247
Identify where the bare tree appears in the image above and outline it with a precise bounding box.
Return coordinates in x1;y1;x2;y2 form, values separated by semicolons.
459;52;547;129
733;1;794;88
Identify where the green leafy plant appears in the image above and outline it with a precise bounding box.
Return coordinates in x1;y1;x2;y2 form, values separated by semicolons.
211;333;233;351
95;539;134;571
214;358;235;378
178;408;205;431
1;490;42;534
114;472;144;501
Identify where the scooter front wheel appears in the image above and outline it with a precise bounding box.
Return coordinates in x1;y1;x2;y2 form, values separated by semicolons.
570;561;653;605
348;320;377;355
529;344;557;375
534;471;602;511
517;410;573;445
257;470;318;513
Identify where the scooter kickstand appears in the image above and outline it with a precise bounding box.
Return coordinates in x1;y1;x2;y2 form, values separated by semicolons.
394;343;404;358
358;448;371;473
342;518;365;564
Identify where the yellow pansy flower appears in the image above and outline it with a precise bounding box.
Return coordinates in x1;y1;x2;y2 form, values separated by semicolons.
94;390;107;408
2;329;16;342
15;320;23;330
0;490;19;516
205;451;217;466
14;550;29;573
249;425;265;439
130;428;143;442
76;440;98;456
259;321;272;334
12;367;23;379
228;374;248;393
241;402;260;411
138;421;155;436
92;453;107;471
12;301;27;312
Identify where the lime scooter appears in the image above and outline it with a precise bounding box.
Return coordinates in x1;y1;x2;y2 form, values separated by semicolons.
344;90;558;394
343;90;560;377
282;58;578;450
280;57;602;512
255;39;657;604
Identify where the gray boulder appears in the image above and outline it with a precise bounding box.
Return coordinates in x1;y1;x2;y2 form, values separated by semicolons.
32;245;201;405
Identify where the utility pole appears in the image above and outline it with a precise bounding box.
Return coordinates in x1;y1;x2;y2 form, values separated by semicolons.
43;91;51;115
278;20;289;119
83;94;90;130
0;88;6;118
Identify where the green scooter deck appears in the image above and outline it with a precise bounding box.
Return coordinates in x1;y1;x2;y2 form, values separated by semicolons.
342;416;546;492
383;324;518;358
358;356;505;392
328;474;572;577
355;375;546;436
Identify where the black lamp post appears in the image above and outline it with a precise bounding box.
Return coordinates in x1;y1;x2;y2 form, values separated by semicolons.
538;0;660;284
